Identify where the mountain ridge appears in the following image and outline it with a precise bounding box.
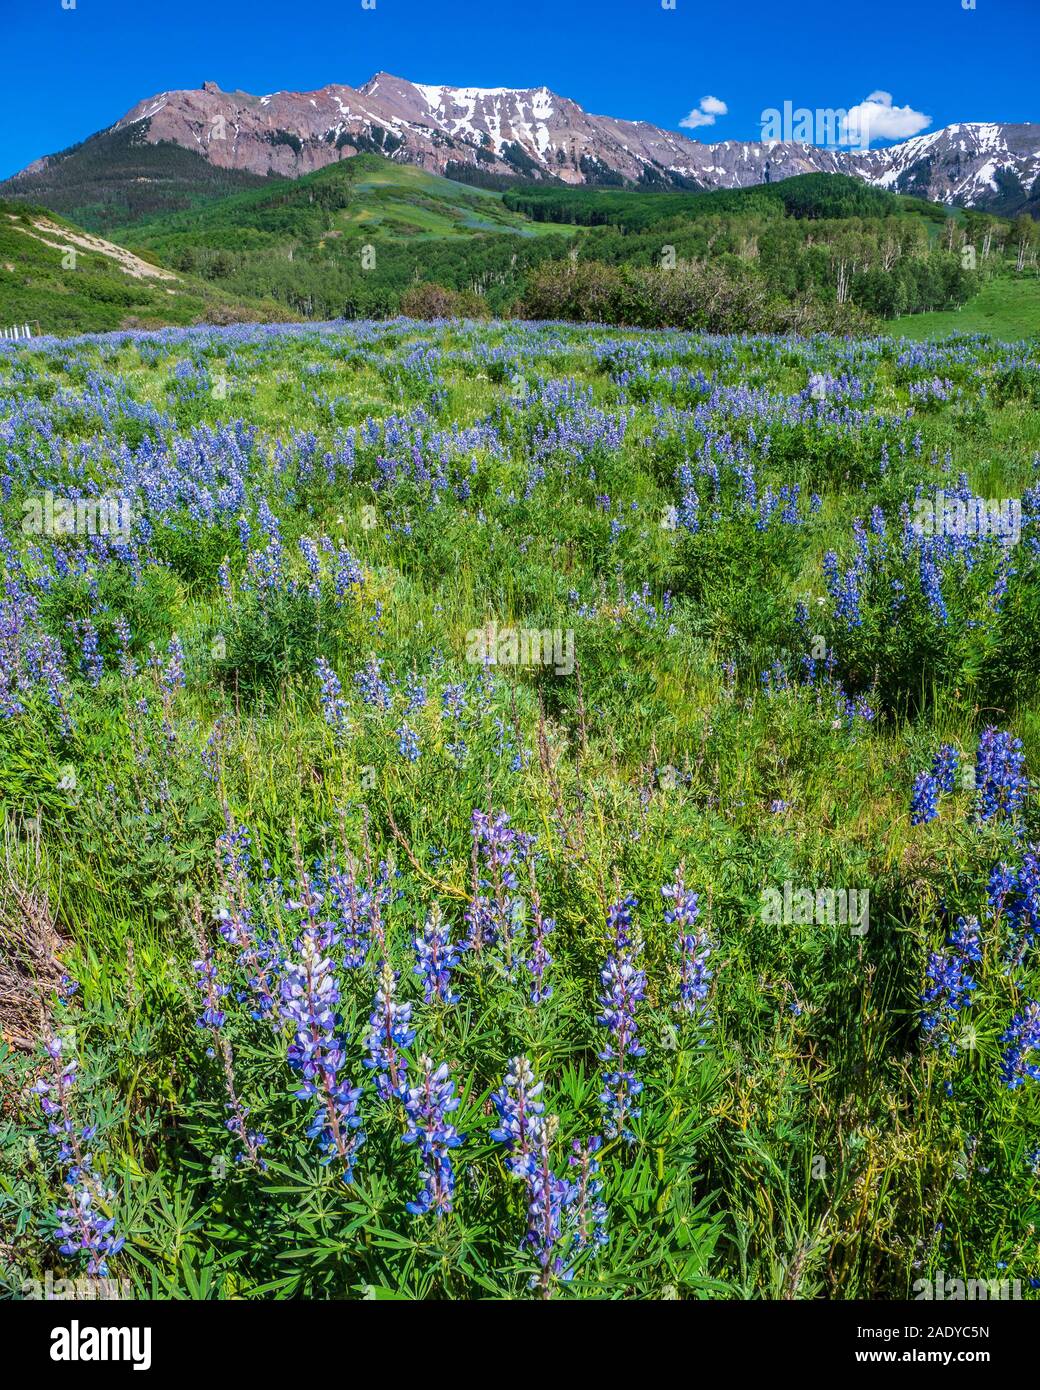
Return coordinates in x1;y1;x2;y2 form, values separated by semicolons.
5;74;1039;219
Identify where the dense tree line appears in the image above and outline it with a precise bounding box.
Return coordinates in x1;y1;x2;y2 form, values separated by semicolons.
503;173;943;229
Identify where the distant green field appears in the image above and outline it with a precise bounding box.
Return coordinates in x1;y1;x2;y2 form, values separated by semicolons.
889;272;1040;340
309;161;578;241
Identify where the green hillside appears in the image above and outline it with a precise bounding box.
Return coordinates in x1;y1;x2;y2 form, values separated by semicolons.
104;155;578;319
0;201;292;335
111;154;575;248
100;160;981;324
0;123;278;233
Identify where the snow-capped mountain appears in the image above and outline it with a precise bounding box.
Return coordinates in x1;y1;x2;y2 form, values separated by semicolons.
857;122;1040;207
12;75;1040;212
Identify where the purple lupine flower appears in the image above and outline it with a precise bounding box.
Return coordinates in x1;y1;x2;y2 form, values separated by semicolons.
364;960;414;1100
54;1187;125;1279
113;616;137;680
160;634;186;693
78;619;103;687
401;1057;463;1217
215;823;279;1019
490;1055;545;1180
298;536;321;598
193;956;229;1033
491;1056;579;1291
662;871;713;1022
29;633;74;734
315;657;350;740
911;771;940;825
975;727;1028;825
469;808;530;969
525;1133;577;1293
396;722;420;761
404;674;427;714
1000;1000;1040;1089
413;902;461;1005
989;853;1040;970
569;1136;609;1252
324;857;369;969
597;895;646;1141
279;931;364;1182
193;930;266;1166
922;918;979;1054
334;545;363;598
441;683;466;719
932;744;960;795
354;655;393;710
34;1035;125;1277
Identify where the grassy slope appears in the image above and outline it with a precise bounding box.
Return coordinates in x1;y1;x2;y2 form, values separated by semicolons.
889;272;1040;340
0;201;292;334
111;154;577;252
337;160;573;239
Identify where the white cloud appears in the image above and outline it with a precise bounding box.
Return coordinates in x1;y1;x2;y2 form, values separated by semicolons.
679;95;728;130
843;91;931;145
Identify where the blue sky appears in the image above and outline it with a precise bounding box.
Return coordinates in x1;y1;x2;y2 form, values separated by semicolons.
2;0;1037;178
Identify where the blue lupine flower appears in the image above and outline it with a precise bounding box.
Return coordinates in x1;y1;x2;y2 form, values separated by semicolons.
315;657;350;740
354;655;393;710
334;545;363;597
932;744;960;794
414;902;461;1005
525;1134;578;1291
404;674;427;714
78;619;103;687
279;931;364;1182
54;1188;125;1278
491;1055;545;1181
192;956;229;1030
323;857;370;970
364;960;414;1100
922;918;979;1054
441;683;466;719
34;1035;125;1277
527;867;555;1006
911;771;940;825
491;1057;581;1291
999;1000;1040;1089
662;871;713;1022
989;853;1040;970
298;536;321;598
396;722;421;761
597;896;646;1141
214;824;280;1020
192;936;266;1165
113;615;137;680
467;808;530;967
161;634;186;693
401;1057;463;1217
975;727;1028;825
569;1136;609;1252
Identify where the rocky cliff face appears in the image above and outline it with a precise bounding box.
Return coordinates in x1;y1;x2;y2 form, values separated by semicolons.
20;74;1040;210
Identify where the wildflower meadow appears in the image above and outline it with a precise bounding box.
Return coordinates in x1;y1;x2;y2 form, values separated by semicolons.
2;317;1040;1303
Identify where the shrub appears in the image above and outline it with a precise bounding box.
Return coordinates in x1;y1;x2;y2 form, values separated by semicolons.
399;282;490;319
